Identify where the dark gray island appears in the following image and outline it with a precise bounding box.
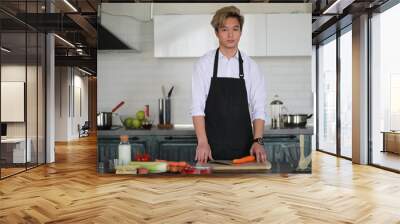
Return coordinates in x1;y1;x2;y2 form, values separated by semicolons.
97;125;313;174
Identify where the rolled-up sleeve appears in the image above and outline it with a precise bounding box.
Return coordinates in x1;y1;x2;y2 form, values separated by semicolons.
249;62;266;122
191;61;206;117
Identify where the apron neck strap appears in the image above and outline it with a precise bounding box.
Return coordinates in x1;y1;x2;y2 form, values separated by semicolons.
213;48;245;79
213;48;219;78
238;51;244;79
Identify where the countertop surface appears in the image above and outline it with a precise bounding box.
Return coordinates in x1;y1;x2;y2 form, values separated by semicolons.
98;125;314;137
100;160;311;175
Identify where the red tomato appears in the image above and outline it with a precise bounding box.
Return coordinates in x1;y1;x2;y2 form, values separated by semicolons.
135;152;142;161
200;168;211;175
142;153;151;161
182;167;196;174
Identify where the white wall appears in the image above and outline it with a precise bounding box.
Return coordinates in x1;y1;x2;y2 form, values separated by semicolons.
1;65;43;137
55;67;68;141
55;67;89;141
72;73;89;138
98;19;312;125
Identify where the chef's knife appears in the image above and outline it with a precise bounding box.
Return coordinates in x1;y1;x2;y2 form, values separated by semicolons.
208;160;232;165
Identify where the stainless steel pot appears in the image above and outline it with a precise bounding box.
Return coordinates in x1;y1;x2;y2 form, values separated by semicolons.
97;112;112;130
282;114;313;128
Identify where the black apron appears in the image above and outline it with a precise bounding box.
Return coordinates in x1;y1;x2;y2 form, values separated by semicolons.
204;48;254;160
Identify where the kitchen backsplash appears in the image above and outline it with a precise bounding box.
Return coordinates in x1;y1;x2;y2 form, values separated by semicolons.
98;20;312;125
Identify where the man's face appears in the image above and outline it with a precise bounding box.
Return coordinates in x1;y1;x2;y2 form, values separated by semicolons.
215;17;241;49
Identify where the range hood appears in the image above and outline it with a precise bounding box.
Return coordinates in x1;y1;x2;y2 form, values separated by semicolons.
98;24;131;50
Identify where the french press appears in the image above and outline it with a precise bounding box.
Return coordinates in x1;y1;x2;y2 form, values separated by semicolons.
270;95;284;129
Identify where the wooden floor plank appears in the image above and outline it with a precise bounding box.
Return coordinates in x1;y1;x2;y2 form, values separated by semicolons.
0;135;399;223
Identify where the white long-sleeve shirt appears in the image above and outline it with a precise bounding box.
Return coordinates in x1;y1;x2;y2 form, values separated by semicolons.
191;49;266;122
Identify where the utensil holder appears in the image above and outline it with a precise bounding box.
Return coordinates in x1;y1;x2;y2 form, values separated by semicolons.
158;98;171;125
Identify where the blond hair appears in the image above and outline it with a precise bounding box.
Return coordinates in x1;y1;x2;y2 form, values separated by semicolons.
211;6;244;32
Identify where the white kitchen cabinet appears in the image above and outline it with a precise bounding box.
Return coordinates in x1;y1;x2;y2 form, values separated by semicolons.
154;13;310;57
238;14;267;56
266;13;311;56
154;14;267;57
154;14;218;58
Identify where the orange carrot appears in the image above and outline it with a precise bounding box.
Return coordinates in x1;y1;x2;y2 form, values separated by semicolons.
232;155;256;164
177;161;187;167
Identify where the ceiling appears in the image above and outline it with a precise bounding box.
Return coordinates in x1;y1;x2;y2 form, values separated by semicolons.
0;0;392;75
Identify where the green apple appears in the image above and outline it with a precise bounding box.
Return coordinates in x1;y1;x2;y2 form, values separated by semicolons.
124;117;134;128
132;119;142;129
136;110;145;121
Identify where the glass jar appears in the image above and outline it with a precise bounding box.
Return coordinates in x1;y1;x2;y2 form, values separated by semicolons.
118;135;131;166
270;95;284;129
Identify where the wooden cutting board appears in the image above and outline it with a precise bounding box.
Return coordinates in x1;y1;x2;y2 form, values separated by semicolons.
206;160;272;173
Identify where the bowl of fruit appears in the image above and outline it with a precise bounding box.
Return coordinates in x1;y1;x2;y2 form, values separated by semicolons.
121;110;153;130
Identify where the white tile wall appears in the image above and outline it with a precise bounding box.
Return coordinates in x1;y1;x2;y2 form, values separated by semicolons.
98;20;312;125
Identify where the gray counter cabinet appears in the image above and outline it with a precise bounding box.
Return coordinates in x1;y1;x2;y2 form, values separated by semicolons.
155;136;197;162
97;136;150;172
263;135;312;172
97;133;312;173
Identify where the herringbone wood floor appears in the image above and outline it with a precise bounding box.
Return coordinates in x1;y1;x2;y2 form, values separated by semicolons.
1;135;400;224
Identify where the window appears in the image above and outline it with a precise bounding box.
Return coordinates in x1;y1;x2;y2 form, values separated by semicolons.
340;29;352;158
318;36;337;154
370;2;400;171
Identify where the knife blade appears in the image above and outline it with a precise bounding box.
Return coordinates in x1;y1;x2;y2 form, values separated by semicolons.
208;160;232;165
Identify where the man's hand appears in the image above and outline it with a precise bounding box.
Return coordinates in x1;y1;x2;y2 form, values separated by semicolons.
250;143;267;163
195;142;214;164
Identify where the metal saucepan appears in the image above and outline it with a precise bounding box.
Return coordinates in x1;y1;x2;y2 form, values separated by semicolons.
281;114;313;128
97;112;112;130
97;101;125;130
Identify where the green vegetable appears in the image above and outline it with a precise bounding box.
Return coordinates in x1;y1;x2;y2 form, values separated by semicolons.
128;162;167;173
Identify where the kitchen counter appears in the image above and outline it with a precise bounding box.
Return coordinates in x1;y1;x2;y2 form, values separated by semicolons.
97;126;313;174
99;161;310;176
97;125;314;138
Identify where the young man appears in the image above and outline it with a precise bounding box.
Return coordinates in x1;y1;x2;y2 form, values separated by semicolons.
191;6;267;163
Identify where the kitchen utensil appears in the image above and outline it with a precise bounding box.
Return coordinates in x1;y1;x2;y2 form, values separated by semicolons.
162;85;166;98
158;98;165;125
282;114;313;128
112;101;125;113
165;98;171;124
167;86;174;98
97;112;112;130
158;98;171;125
103;101;125;130
270;95;284;129
208;160;233;165
206;161;272;173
